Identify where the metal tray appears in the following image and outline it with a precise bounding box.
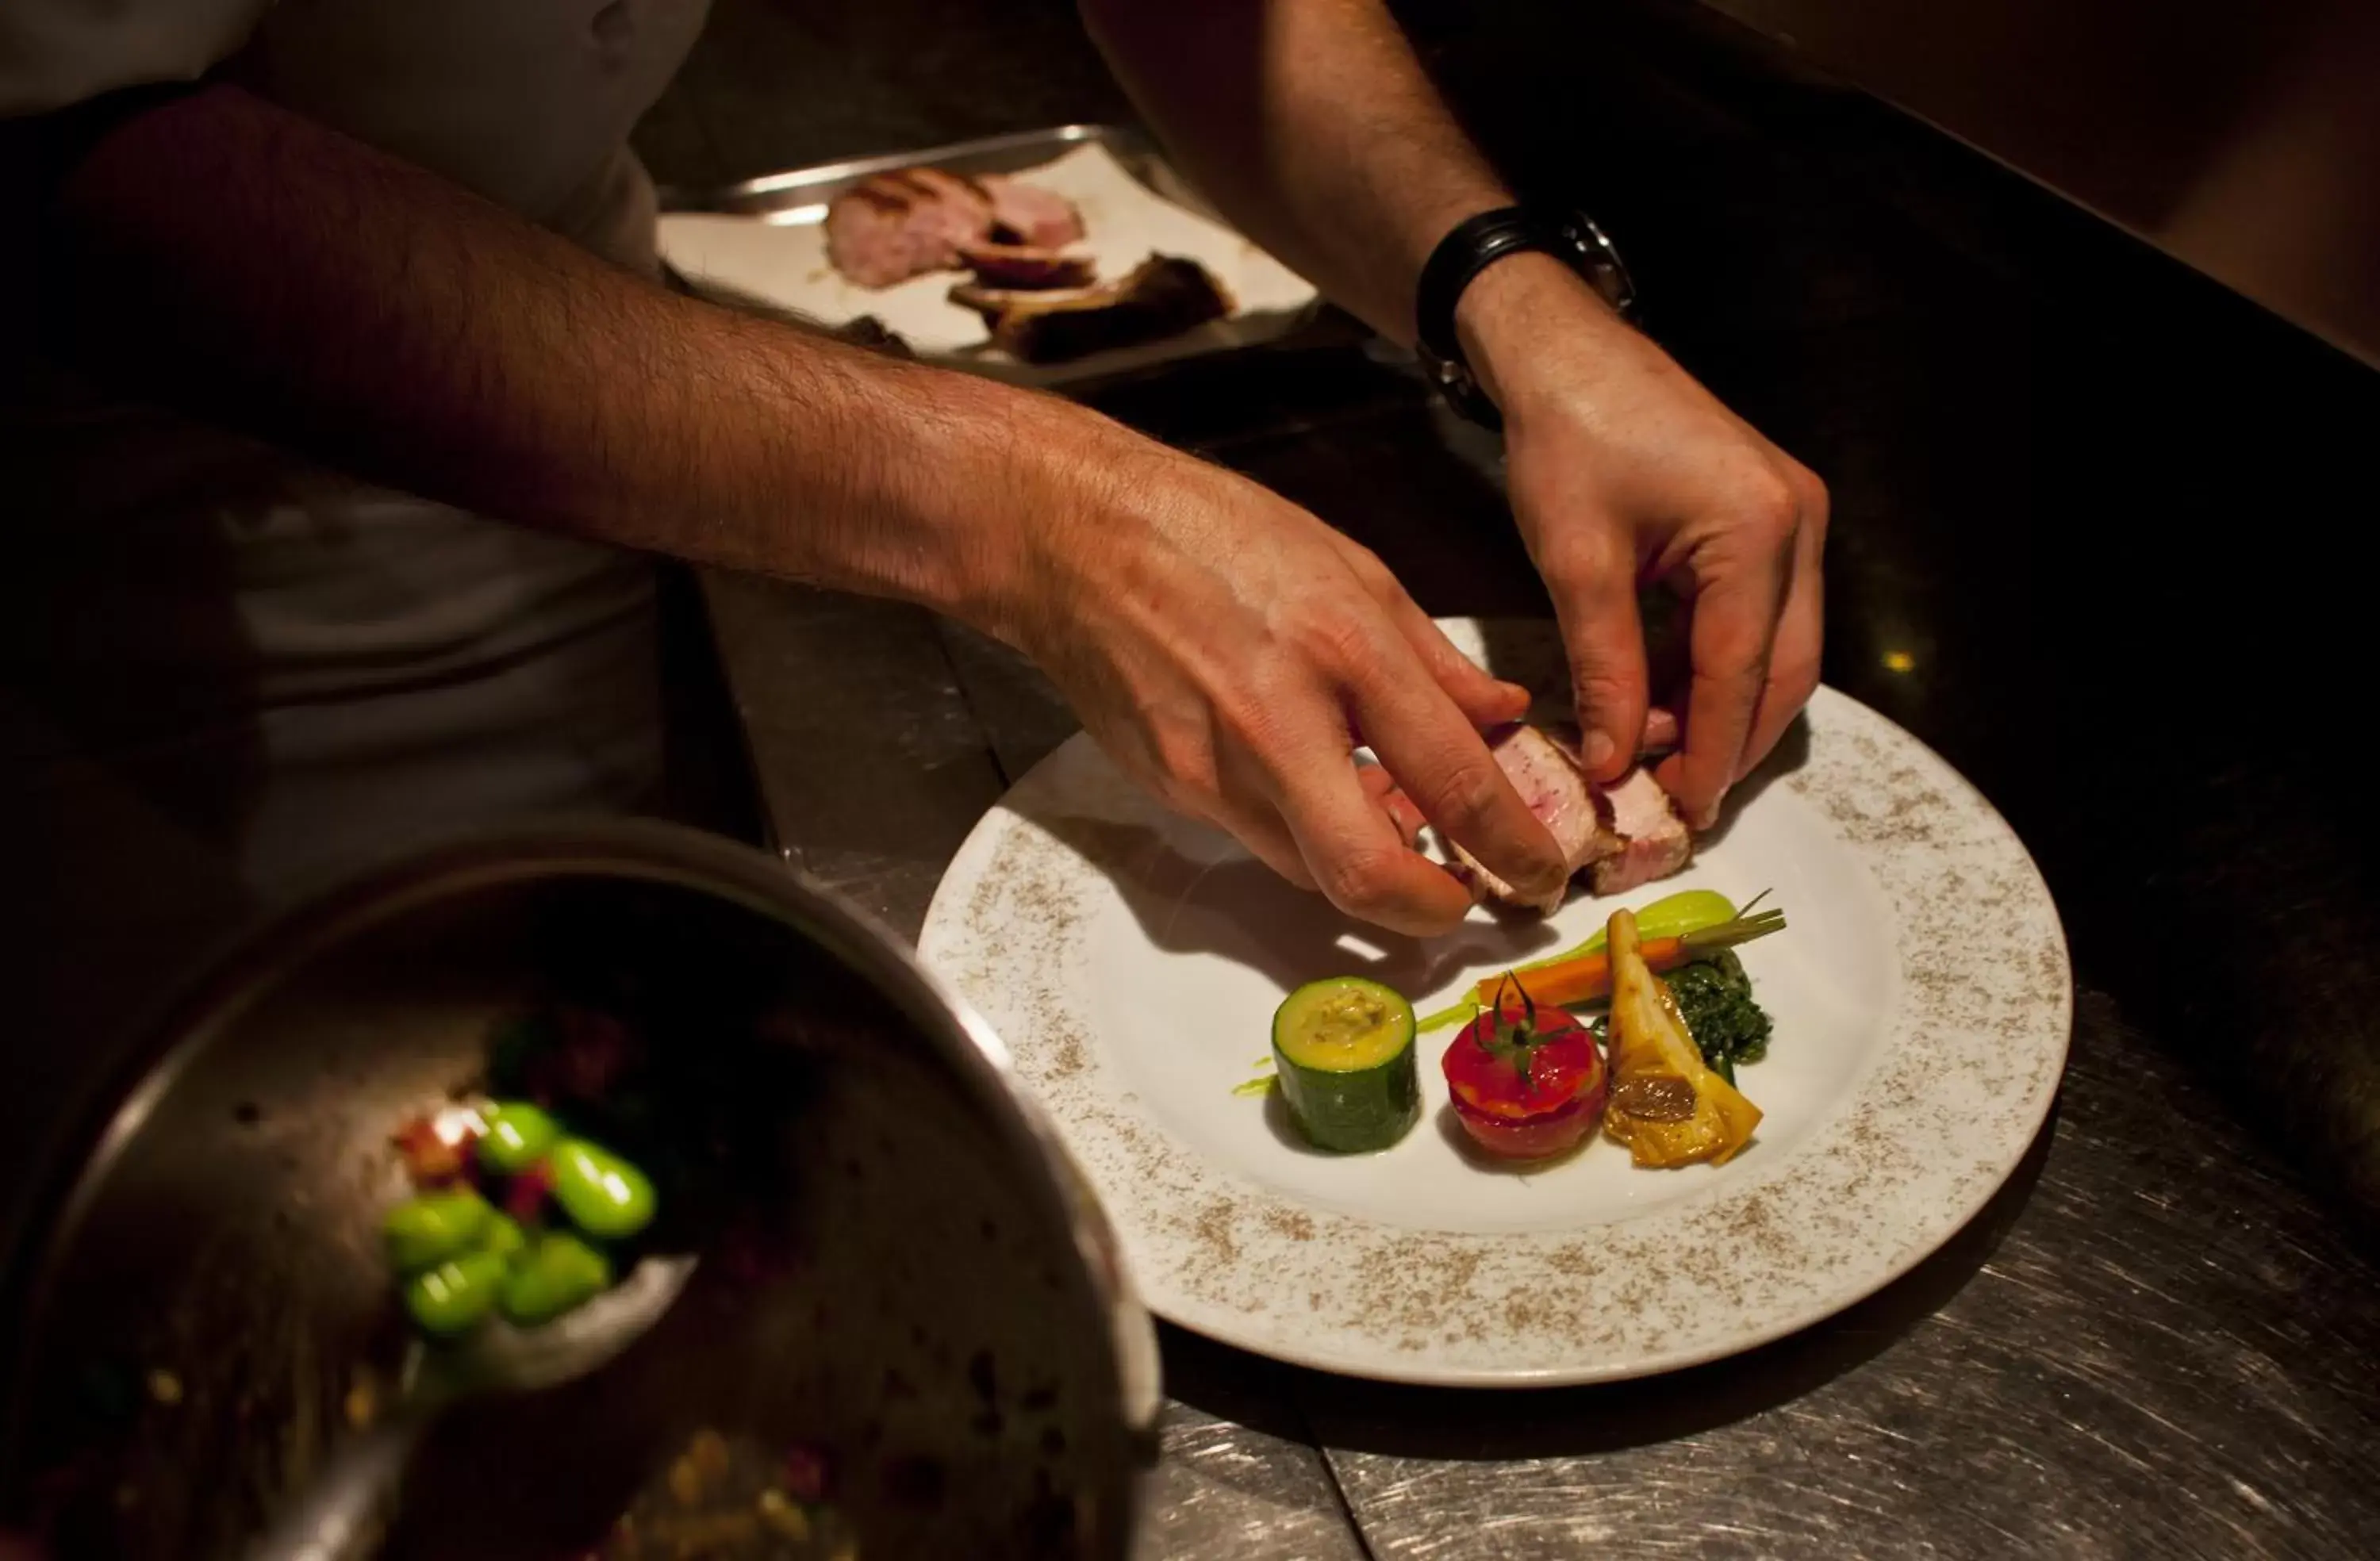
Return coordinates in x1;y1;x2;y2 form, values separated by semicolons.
655;124;1341;390
659;123;1199;223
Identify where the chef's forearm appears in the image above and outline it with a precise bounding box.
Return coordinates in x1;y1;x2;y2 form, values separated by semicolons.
42;82;1073;634
1079;0;1511;345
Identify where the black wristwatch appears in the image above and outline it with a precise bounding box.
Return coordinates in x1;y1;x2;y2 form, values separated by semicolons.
1414;206;1637;430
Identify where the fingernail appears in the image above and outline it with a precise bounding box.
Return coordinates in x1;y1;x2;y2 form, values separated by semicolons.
1581;730;1617;772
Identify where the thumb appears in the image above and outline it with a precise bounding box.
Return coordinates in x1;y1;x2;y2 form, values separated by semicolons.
1381;592;1531;731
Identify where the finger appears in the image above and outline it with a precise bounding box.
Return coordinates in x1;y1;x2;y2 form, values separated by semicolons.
1545;529;1649;782
1201;674;1476;931
1738;481;1826;777
1208;796;1322;890
1276;761;1478;935
1100;733;1319;889
1139;753;1323;891
1339;639;1567;903
1383;596;1530;730
1654;516;1795;828
1332;539;1530;730
1640;707;1680;755
1359;761;1429;849
1233;708;1480;935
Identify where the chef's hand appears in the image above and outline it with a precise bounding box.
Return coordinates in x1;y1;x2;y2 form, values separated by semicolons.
1458;255;1827;827
1000;421;1568;934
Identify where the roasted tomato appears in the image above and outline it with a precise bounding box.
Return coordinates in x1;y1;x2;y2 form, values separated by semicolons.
1441;995;1607;1160
1449;1091;1600;1159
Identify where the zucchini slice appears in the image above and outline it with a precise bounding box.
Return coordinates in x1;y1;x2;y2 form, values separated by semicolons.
1270;976;1419;1153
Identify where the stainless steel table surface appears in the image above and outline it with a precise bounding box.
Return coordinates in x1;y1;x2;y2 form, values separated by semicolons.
697;550;2380;1559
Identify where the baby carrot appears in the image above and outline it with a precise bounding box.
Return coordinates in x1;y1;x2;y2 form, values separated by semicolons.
1469;903;1787;1008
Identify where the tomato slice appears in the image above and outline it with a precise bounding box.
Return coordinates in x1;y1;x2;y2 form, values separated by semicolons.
1449;1091;1600;1160
1441;1003;1601;1121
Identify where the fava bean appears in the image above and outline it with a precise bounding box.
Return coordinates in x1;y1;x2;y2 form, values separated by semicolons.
500;1230;613;1325
477;1101;560;1176
383;1188;493;1272
402;1249;506;1337
550;1138;656;1239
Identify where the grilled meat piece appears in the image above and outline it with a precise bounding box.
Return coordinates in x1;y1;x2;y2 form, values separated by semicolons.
950;255;1234;362
1425;724;1696;913
823;167;1087;289
1586;769;1694;895
1443;726;1621;914
979;173;1085;248
823;167;996;288
958;241;1097;290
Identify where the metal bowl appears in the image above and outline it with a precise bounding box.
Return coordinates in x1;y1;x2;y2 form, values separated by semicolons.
0;823;1159;1559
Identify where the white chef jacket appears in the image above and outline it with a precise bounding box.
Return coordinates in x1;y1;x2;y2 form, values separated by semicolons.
0;2;716;1203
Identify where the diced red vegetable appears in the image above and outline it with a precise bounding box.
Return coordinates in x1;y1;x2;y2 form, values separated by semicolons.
504;1160;557;1222
390;1116;469;1187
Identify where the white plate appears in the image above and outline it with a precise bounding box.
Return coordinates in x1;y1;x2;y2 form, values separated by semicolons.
918;619;2070;1386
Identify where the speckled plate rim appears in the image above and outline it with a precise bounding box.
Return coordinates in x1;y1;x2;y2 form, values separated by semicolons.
919;619;2071;1386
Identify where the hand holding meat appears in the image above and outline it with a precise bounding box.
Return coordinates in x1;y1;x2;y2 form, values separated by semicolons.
1000;424;1572;934
1457;257;1827;828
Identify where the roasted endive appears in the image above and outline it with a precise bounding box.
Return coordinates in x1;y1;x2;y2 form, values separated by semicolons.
1601;907;1764;1167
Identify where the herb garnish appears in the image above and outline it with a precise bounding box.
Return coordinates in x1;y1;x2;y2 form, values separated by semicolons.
1476;972;1553;1097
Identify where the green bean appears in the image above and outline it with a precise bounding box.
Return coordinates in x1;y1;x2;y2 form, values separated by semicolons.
402;1249;507;1337
550;1137;656;1239
477;1101;560;1176
499;1230;613;1326
382;1188;494;1273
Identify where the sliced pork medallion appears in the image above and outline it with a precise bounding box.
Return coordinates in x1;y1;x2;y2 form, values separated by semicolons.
979;172;1086;248
1587;768;1693;895
1415;724;1697;913
823;167;997;287
1442;726;1620;915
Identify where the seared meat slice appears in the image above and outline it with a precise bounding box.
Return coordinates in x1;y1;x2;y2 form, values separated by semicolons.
958;241;1097;290
823;167;996;288
1586;768;1694;896
950;255;1234;362
1443;726;1622;915
1419;726;1696;912
979;173;1085;248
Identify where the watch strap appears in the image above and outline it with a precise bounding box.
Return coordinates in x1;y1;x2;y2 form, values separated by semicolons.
1412;205;1637;430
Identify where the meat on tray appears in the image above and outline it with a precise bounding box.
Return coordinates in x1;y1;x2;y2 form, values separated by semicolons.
949;255;1234;363
823;166;1085;289
1430;724;1694;913
981;174;1085;249
958;240;1097;290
